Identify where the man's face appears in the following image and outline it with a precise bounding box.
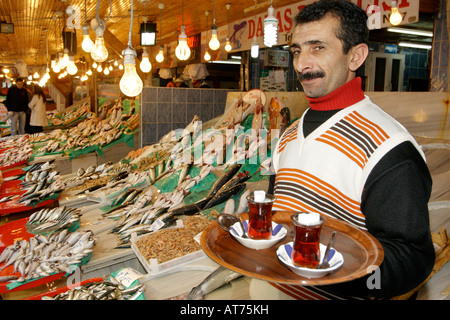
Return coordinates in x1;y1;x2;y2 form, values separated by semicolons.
16;81;24;89
290;14;355;98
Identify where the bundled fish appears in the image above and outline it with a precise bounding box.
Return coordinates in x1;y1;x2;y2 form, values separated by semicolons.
41;277;144;300
25;206;81;234
0;230;96;283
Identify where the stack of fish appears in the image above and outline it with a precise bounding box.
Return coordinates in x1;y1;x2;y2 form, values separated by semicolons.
25;206;82;234
0;139;33;168
41;278;145;300
18;170;64;206
0;230;95;283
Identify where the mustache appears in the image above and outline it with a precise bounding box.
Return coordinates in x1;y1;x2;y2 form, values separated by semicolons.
298;71;325;81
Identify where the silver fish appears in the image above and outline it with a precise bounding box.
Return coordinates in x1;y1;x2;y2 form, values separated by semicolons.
186;266;242;300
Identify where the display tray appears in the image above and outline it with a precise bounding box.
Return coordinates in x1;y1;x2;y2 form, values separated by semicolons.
0;179;25;196
0;194;60;216
0;217;65;294
24;277;104;300
0;159;28;171
1;168;25;179
200;211;384;286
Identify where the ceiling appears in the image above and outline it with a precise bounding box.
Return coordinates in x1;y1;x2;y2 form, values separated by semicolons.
0;0;441;73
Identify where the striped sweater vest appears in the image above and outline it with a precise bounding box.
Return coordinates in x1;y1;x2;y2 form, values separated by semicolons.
270;96;425;300
273;96;425;230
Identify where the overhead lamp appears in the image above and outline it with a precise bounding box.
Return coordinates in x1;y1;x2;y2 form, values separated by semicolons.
91;0;111;62
264;3;278;47
81;24;94;53
140;47;152;73
3;68;9;73
114;60;118;66
86;69;92;76
387;27;433;37
156;45;164;63
109;65;113;71
120;0;143;97
204;50;211;61
176;26;191;61
67;55;78;75
250;1;259;58
155;3;165;63
251;37;259;58
61;49;70;69
97;64;102;72
92;61;98;69
225;4;232;52
398;42;432;50
33;71;39;79
209;0;220;51
104;67;110;75
389;0;403;26
140;19;157;46
176;0;190;61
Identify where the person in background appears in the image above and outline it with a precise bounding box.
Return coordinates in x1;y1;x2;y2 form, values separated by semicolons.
28;85;47;133
269;0;434;299
5;77;29;135
192;78;211;88
174;77;188;87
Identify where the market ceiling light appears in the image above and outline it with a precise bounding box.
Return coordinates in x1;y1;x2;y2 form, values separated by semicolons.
67;55;78;75
224;4;232;52
33;71;39;79
264;3;278;47
120;0;143;97
398;42;432;50
140;47;152;73
140;19;157;46
209;0;220;51
155;3;165;63
81;0;94;53
389;0;403;26
387;27;433;37
250;1;259;58
204;50;211;61
91;0;112;62
97;64;103;72
176;0;190;61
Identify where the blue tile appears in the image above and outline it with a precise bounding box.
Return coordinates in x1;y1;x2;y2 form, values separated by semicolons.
187;103;201;121
157;103;172;122
142;123;157;144
201;89;214;103
142;102;157;122
158;123;172;141
173;88;187;103
173;102;186;122
187;90;201;103
157;87;172;103
201;103;214;121
142;87;158;102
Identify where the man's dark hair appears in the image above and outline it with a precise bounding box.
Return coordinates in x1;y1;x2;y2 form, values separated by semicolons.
16;77;24;83
294;0;369;54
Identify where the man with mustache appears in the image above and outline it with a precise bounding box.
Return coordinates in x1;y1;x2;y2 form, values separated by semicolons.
269;0;434;299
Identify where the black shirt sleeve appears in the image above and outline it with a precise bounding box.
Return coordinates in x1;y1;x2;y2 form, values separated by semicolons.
322;141;435;298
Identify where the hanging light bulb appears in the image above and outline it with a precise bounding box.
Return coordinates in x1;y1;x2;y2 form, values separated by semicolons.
108;65;113;71
28;75;33;81
204;50;211;61
67;55;78;75
175;26;191;60
209;0;220;51
104;67;110;75
140;47;152;73
264;4;278;47
209;26;220;51
120;46;143;97
225;38;232;52
81;24;94;53
97;64;103;72
119;63;124;70
60;49;70;69
114;60;118;66
91;21;108;62
251;37;259;58
92;61;98;69
156;45;164;63
33;71;39;79
389;0;403;26
86;69;92;76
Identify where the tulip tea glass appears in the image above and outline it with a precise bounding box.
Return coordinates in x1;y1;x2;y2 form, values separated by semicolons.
291;212;326;268
246;192;276;240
